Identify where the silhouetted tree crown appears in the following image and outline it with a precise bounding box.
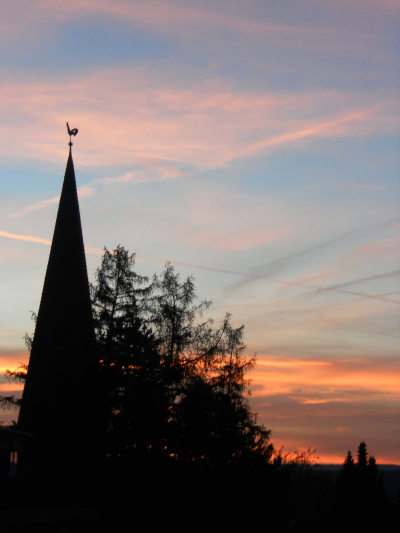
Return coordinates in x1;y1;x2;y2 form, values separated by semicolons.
344;450;355;471
357;440;368;469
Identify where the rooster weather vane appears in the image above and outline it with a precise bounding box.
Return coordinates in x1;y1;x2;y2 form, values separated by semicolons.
66;122;78;146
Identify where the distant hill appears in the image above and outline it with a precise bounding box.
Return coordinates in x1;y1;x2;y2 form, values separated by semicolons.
313;464;400;501
315;464;400;471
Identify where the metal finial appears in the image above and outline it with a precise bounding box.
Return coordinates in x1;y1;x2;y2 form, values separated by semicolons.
66;122;78;146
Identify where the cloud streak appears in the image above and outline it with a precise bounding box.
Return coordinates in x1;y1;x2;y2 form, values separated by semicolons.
1;228;398;305
313;270;400;293
9;195;60;219
228;106;382;163
253;356;400;397
226;217;400;300
0;230;105;256
0;230;51;246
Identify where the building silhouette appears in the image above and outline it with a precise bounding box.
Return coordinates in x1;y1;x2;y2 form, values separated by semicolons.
17;141;100;479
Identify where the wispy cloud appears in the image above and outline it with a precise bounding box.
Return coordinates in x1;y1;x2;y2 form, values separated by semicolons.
0;230;51;246
0;230;104;256
22;0;395;66
9;157;190;219
227;106;382;163
9;195;60;219
225;217;400;299
0;68;394;172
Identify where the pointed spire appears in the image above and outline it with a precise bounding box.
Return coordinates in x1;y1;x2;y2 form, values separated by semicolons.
18;145;99;477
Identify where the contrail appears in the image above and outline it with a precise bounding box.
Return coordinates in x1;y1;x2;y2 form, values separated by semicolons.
314;271;400;293
1;229;398;305
137;256;399;305
225;216;400;294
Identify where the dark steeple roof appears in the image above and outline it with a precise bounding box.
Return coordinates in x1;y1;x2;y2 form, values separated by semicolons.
18;147;100;476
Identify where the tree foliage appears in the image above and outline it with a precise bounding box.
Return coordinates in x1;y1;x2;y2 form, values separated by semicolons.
89;247;272;465
89;246;163;456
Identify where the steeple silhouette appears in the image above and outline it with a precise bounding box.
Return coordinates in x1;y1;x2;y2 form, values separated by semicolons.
18;143;99;477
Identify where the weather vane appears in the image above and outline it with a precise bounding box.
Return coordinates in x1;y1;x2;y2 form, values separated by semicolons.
66;122;78;146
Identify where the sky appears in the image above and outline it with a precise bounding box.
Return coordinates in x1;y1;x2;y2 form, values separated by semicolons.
0;0;399;463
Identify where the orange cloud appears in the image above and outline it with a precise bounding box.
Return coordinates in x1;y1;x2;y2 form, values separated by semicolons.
252;356;400;397
248;356;400;463
0;350;29;375
0;383;24;392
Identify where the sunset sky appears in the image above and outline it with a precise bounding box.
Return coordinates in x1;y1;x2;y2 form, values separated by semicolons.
0;0;399;463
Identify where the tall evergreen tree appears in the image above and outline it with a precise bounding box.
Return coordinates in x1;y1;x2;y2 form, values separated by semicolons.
90;246;166;457
357;441;368;469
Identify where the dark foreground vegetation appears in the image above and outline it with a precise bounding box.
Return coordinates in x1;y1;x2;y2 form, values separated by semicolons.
1;445;399;533
1;247;399;532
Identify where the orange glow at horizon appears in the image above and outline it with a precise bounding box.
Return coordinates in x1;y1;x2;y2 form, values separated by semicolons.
252;357;400;397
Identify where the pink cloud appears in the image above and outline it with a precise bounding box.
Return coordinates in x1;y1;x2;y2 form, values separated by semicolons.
232;106;382;162
0;230;51;246
0;230;103;256
340;241;400;267
0;71;394;171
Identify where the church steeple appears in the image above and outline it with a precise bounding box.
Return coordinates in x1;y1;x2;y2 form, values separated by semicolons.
18;138;99;477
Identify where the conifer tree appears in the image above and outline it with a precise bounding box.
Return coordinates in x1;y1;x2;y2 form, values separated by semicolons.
357;440;368;469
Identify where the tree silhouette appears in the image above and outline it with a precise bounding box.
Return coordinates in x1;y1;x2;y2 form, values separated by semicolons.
91;247;272;464
89;246;166;457
344;449;355;470
333;442;394;533
0;317;35;410
357;440;368;469
0;364;28;410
